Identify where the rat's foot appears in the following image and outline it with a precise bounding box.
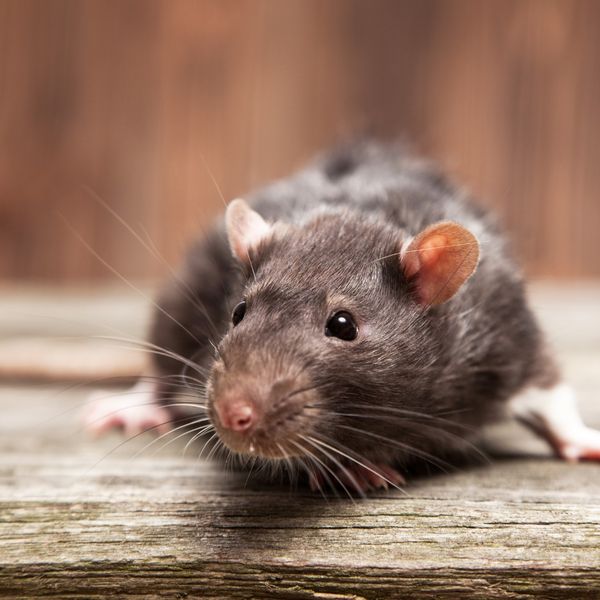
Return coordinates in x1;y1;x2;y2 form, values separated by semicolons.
556;428;600;462
309;462;405;494
510;382;600;462
83;379;173;437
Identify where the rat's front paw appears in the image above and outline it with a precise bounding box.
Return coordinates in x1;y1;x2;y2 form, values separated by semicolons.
83;380;172;437
309;462;405;495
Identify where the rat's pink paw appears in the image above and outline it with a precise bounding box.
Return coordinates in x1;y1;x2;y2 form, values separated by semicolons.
83;383;172;437
554;427;600;463
309;463;405;495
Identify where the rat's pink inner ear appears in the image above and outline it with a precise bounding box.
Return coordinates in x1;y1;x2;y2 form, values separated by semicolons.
225;198;272;264
400;221;480;306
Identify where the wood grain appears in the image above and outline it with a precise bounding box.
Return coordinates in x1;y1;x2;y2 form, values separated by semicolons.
0;283;599;597
0;0;599;281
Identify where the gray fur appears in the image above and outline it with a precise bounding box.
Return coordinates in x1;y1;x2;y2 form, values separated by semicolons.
149;141;555;472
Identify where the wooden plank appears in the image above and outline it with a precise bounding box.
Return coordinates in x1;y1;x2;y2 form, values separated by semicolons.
0;283;599;596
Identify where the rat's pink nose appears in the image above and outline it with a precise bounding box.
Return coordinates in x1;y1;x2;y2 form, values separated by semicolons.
217;400;256;432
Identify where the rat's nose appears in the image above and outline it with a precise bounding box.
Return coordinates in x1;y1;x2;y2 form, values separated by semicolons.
217;399;256;433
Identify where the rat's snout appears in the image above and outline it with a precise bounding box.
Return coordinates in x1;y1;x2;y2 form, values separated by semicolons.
208;353;321;459
215;398;257;433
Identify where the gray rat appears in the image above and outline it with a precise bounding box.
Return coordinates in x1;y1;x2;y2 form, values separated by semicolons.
85;141;600;493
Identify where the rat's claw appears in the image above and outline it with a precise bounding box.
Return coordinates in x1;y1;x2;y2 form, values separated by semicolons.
353;463;406;490
338;467;371;494
376;463;407;487
322;463;406;495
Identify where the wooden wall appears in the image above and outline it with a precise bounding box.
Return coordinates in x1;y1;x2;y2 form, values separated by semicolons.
1;0;599;281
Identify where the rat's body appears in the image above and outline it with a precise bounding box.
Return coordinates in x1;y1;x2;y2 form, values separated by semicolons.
86;142;600;492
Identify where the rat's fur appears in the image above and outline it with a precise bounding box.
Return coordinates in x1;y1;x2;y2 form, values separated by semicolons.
149;141;556;473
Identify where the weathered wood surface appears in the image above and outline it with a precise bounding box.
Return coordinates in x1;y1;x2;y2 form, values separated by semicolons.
0;283;599;598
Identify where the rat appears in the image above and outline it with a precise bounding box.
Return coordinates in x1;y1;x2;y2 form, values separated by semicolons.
85;141;600;493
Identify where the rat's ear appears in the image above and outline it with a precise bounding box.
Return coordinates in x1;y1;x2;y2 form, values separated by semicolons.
400;221;479;306
225;199;272;263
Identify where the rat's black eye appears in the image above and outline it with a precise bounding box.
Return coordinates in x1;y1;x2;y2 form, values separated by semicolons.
325;311;358;341
232;300;246;326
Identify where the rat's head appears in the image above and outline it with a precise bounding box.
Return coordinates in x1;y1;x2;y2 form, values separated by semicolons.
207;199;479;463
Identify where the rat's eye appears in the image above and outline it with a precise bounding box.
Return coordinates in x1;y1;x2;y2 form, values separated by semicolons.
232;300;246;326
325;311;358;341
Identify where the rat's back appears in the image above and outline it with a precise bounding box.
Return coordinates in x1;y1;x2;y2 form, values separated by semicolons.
248;141;492;237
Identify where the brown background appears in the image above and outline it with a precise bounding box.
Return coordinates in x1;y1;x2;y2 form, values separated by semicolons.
1;0;599;281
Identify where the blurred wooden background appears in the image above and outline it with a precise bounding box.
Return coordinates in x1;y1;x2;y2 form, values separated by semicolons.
0;0;599;281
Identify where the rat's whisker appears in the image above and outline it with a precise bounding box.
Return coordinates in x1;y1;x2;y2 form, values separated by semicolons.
36;375;201;428
300;435;363;500
243;454;259;488
82;185;223;342
292;441;341;500
225;446;238;473
183;422;216;455
325;409;488;464
85;415;191;474
197;432;219;463
59;214;205;347
130;417;211;460
340;403;476;430
330;403;474;432
276;442;298;486
313;430;408;481
95;338;211;375
289;439;337;500
291;453;314;495
205;434;224;463
199;151;228;209
81;398;206;433
305;434;406;494
157;422;213;457
94;335;210;379
334;424;452;473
